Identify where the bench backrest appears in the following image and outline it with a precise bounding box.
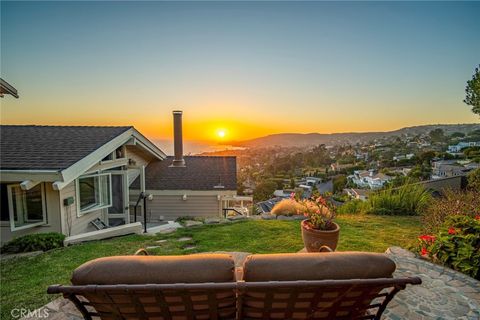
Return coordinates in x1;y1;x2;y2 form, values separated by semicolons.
47;253;421;320
68;254;237;320
238;252;399;319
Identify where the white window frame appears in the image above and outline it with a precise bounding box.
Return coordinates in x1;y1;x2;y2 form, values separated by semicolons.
76;172;112;217
7;183;47;231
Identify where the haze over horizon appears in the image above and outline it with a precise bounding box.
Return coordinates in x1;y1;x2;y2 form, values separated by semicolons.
1;1;479;146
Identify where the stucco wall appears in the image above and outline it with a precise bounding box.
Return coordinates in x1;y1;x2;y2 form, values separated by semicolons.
1;182;62;244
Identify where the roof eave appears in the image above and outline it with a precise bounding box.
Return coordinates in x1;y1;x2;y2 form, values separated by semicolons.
0;78;19;98
131;128;167;160
0;169;62;182
53;127;166;190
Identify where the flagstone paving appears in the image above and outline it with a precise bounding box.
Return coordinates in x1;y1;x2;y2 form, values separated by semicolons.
26;247;479;320
384;247;480;320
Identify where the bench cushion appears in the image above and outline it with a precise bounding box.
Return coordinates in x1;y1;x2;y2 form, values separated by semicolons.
72;254;235;285
242;252;395;282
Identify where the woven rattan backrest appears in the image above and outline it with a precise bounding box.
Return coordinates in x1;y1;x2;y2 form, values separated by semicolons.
51;283;237;320
48;278;420;320
237;278;416;320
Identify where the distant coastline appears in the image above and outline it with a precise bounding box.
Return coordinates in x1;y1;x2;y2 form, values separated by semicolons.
154;123;479;155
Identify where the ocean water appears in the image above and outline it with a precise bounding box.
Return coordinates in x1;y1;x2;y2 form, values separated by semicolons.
152;139;243;155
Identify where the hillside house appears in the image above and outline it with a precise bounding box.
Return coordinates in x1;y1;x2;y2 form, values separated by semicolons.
447;141;480;154
348;170;392;189
344;188;371;201
431;161;470;179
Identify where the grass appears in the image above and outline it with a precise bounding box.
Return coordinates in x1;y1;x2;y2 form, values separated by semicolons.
0;215;420;319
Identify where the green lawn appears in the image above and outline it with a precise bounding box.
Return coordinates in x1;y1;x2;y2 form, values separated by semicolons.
0;215;420;319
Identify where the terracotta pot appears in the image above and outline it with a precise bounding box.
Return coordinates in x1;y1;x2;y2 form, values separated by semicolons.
301;220;340;252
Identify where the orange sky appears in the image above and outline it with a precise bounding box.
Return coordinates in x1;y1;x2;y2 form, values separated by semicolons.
1;2;479;143
2;100;478;143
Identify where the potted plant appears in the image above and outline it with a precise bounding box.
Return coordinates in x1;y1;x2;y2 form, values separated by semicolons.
298;195;340;252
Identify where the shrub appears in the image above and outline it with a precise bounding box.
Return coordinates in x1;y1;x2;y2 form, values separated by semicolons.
337;199;366;214
364;183;432;216
467;168;480;190
0;232;65;254
422;189;480;233
416;215;480;280
271;199;302;216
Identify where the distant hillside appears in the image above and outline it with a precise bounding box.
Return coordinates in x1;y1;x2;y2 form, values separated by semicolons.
232;124;480;148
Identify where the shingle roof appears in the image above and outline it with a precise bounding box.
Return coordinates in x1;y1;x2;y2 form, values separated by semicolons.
0;125;132;170
136;156;237;191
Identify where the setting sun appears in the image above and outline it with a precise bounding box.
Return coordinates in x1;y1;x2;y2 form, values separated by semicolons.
216;129;226;139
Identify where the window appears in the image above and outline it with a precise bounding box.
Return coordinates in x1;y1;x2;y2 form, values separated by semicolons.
1;184;10;221
7;184;47;231
77;173;112;216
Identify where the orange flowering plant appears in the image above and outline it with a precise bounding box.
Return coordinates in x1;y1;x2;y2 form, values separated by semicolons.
297;195;336;231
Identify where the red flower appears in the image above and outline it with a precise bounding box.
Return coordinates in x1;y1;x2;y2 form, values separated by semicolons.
475;215;480;221
448;227;456;235
418;235;436;243
420;247;429;256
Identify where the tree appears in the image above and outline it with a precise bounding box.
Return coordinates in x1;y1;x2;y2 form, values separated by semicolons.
417;151;436;164
408;163;432;181
450;132;465;138
332;175;347;194
464;65;480;116
253;181;277;202
289;178;296;189
429;129;445;143
467;168;480;190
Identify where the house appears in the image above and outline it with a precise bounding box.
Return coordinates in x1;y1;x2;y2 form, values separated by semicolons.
0;111;242;244
393;154;414;161
431;164;469;179
464;162;480;171
273;190;293;198
0;125;163;243
344;188;370;201
348;170;392;189
355;152;369;161
430;160;468;179
330;163;355;172
255;197;283;214
317;180;333;195
132;155;237;221
447;141;480;154
305;177;321;186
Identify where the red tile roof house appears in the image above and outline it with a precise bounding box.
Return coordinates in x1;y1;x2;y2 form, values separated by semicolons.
0;112;240;245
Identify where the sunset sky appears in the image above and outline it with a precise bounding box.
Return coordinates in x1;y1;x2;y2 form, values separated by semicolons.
1;1;479;148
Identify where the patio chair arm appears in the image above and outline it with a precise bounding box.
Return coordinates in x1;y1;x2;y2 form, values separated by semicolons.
134;248;149;256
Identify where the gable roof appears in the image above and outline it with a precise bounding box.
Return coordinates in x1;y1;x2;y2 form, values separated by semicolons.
0;125;132;170
0;125;166;190
137;156;237;191
0;78;19;98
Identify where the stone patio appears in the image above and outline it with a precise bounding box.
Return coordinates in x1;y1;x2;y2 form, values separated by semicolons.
28;247;479;320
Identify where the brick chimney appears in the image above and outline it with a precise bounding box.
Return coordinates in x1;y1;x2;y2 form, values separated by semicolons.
171;110;185;167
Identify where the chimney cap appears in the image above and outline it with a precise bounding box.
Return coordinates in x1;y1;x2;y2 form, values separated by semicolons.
172;110;182;114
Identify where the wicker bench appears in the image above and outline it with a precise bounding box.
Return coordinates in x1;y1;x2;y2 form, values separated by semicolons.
48;252;421;320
